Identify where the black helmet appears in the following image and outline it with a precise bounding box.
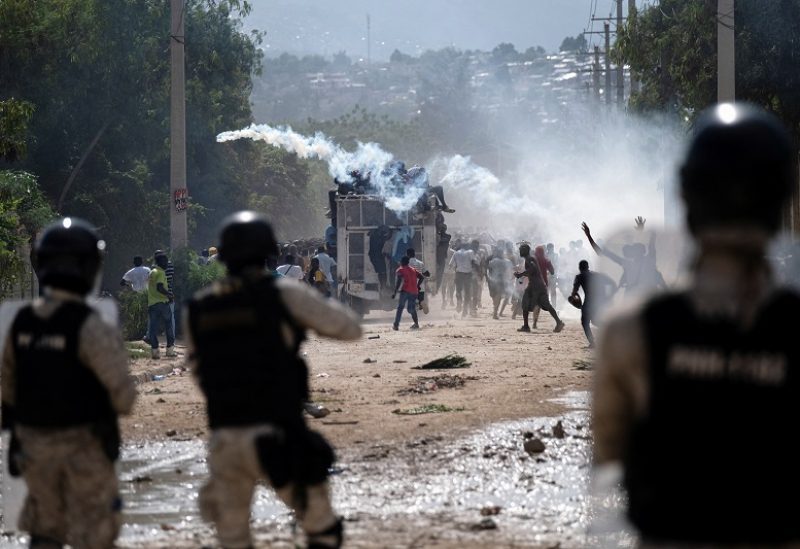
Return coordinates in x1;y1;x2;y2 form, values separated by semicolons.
34;217;104;295
681;103;795;235
217;211;278;273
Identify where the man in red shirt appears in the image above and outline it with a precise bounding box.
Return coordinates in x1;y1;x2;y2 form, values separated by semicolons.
392;256;424;330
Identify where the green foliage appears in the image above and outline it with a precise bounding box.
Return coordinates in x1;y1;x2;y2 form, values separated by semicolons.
0;99;34;162
559;34;588;53
171;248;226;303
617;0;800;139
117;289;148;340
0;0;263;288
0;171;55;297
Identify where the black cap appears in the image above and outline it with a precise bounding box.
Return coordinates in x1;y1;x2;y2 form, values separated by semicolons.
35;217;104;295
681;103;795;234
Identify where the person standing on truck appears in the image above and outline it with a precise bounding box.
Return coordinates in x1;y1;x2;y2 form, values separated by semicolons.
593;104;800;546
186;211;361;549
392;256;424;330
2;217;135;549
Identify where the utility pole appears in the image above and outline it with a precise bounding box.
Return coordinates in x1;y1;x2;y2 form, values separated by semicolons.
717;0;735;102
170;0;188;250
366;13;371;66
604;22;612;105
593;45;601;100
616;0;624;104
629;0;639;95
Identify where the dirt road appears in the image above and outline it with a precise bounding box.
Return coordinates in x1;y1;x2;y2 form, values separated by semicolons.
122;305;592;446
108;301;599;548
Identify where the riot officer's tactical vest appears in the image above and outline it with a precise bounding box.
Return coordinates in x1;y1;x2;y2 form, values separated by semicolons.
188;275;308;430
12;302;115;428
627;290;800;544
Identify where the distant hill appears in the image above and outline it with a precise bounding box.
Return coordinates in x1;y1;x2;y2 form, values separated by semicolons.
243;0;589;61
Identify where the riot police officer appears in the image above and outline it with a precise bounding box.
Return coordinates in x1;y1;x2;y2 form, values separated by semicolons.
593;104;800;546
186;211;361;549
1;217;135;549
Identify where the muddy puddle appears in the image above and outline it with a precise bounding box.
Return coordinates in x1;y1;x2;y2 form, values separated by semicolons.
2;391;635;547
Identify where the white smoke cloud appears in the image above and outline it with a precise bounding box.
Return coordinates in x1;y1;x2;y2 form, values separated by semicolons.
217;124;427;212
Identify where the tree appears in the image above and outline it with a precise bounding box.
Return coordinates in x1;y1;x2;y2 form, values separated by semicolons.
0;0;264;286
0;99;34;162
559;34;588;53
491;43;520;64
0;171;54;297
617;0;800;228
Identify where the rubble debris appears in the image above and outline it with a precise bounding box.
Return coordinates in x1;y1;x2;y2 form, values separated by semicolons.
397;374;466;396
165;429;177;437
523;438;546;454
156;398;166;404
373;373;381;378
573;359;594;370
392;404;464;415
367;335;381;340
480;506;502;516
316;373;330;378
304;402;331;418
129;475;152;483
321;420;359;425
552;420;565;439
414;354;471;370
393;360;407;364
363;358;377;363
470;518;498;531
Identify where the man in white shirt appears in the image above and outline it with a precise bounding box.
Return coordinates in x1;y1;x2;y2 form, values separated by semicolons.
448;243;476;318
276;254;305;281
120;256;151;292
314;246;337;296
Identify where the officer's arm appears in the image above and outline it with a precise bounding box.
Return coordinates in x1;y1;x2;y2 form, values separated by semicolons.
592;312;648;465
277;278;362;341
79;313;136;415
1;332;16;428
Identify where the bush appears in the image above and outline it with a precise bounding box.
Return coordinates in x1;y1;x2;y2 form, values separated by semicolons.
118;289;148;341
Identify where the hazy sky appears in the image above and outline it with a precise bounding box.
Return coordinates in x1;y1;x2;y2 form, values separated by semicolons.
244;1;620;60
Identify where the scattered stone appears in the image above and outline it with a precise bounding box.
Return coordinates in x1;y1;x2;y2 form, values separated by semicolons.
471;518;498;531
156;398;166;404
165;429;177;437
523;431;534;439
546;346;553;350
363;358;377;363
414;354;471;370
392;360;407;363
175;468;182;475
130;475;152;483
552;420;565;439
316;373;330;378
367;335;380;340
573;359;594;371
418;423;427;427
372;373;381;378
398;373;467;395
481;506;502;516
304;403;331;418
523;438;546;454
160;523;175;531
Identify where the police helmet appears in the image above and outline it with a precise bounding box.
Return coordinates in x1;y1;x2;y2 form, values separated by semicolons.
34;217;104;295
681;103;795;235
217;211;278;273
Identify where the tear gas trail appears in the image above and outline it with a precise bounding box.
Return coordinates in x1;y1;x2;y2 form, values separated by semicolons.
217;124;427;212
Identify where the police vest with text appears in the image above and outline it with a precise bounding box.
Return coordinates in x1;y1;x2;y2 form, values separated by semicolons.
626;290;800;544
188;276;309;430
11;303;115;428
